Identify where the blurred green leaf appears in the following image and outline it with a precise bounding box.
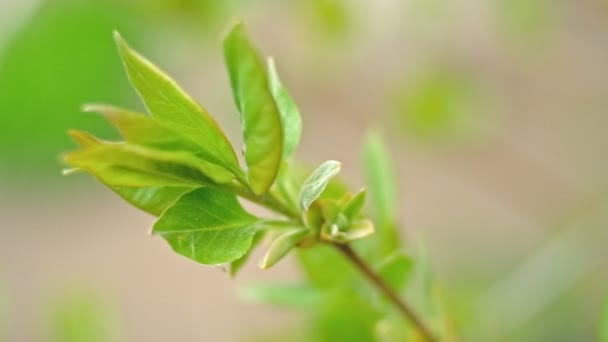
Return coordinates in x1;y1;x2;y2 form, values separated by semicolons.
85;104;234;183
600;292;608;342
268;58;303;159
64;136;215;188
363;131;396;228
259;227;310;269
48;291;116;342
152;188;258;265
112;186;190;216
0;1;140;180
299;160;342;210
393;68;484;143
312;290;381;342
223;22;283;195
497;0;554;44
114;32;240;176
296;244;361;289
306;0;352;39
240;283;323;309
377;252;413;292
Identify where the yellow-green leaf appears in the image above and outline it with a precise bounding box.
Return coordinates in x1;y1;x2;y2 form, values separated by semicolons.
259;227;311;269
112;187;190;216
84;104;234;184
223;23;283;195
64;138;215;188
152;188;259;265
113;32;239;175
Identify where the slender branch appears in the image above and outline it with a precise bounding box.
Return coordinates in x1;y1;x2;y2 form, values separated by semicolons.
332;243;437;342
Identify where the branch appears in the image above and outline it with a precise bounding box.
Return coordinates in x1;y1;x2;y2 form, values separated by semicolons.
332;243;437;342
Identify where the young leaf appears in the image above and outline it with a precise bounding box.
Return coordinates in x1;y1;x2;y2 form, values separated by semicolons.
64;139;215;187
223;23;283;195
112;186;191;216
84;104;234;184
299;160;341;210
342;188;367;220
113;32;240;175
363;130;396;228
152;188;259;265
267;58;302;159
320;219;374;243
259;227;311;269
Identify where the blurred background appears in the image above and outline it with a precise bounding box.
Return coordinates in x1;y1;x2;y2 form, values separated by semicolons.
1;0;607;340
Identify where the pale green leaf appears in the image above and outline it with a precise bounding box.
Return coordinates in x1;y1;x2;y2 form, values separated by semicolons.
64;138;214;188
84;104;234;184
113;32;240;175
299;160;341;210
152;188;258;265
267;58;302;159
223;23;283;195
259;227;310;269
112;186;191;216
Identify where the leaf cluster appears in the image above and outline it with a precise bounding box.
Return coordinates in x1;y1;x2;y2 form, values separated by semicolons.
64;22;371;273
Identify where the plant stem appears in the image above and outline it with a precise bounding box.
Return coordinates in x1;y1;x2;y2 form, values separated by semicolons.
332;243;437;342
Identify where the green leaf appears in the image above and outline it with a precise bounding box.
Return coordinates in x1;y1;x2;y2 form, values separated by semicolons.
299;160;341;210
152;188;259;265
267;58;302;159
113;32;240;175
259;227;310;269
228;229;266;276
223;22;283;195
84;104;234;184
342;188;367;220
239;283;323;309
363;131;396;228
64;138;215;187
112;186;190;216
601;292;608;342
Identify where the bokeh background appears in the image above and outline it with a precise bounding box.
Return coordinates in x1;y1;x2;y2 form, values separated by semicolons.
1;0;607;341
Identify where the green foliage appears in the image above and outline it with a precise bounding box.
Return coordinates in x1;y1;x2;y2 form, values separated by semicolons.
64;21;443;342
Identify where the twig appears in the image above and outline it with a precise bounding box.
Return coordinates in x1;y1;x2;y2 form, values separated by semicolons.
332;243;437;342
